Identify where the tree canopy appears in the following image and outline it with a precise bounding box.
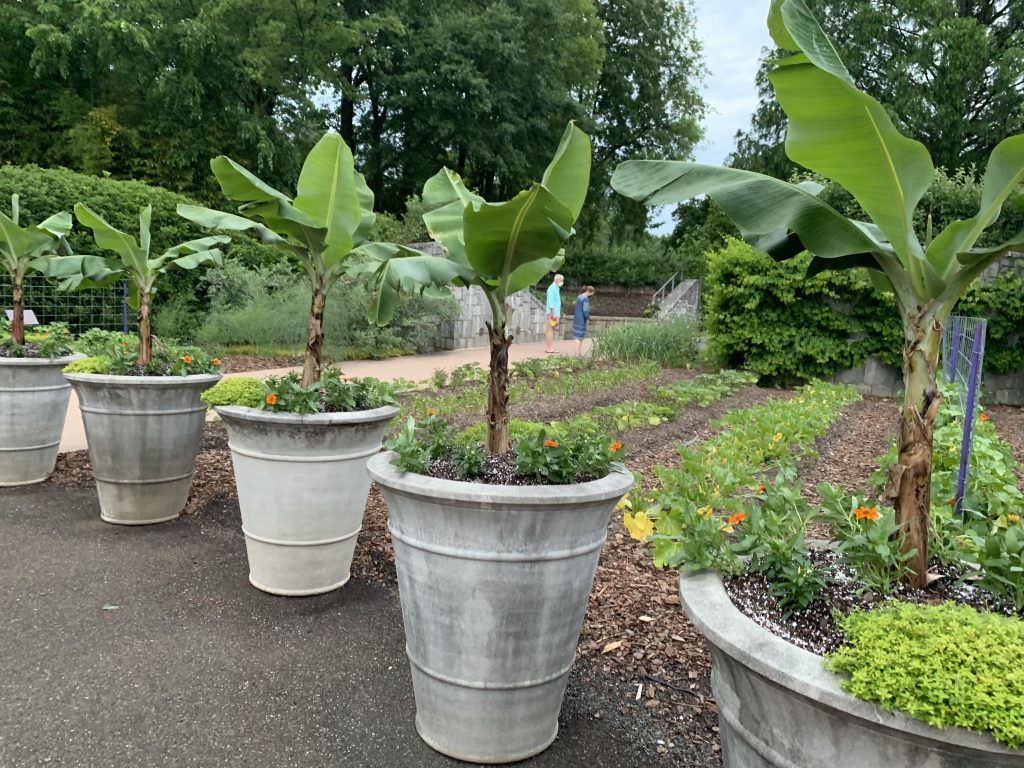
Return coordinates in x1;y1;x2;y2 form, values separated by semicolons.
730;0;1024;177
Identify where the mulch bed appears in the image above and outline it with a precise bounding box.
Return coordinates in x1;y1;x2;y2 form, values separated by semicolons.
217;354;302;374
44;372;1024;767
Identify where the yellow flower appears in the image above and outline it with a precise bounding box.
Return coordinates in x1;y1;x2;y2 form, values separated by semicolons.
615;496;633;512
1008;514;1022;524
623;511;654;541
697;505;714;518
713;484;721;498
773;432;783;443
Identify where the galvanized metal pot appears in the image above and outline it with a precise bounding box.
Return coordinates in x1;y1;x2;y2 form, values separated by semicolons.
65;373;220;525
680;571;1023;767
368;453;633;764
0;354;82;486
216;405;398;597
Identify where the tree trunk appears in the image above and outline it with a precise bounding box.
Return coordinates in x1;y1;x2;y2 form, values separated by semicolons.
485;321;513;455
882;314;944;589
138;290;153;367
11;272;25;345
301;285;326;387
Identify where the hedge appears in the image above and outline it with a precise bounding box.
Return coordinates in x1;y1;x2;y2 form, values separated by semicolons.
704;238;1024;385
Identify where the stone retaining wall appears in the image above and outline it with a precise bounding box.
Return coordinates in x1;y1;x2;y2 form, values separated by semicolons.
833;356;1024;405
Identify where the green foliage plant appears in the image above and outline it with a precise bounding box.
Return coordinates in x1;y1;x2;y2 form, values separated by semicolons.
652;369;758;408
260;369;397;415
962;516;1024;612
0;194;73;349
62;355;112;375
180;132;424;388
514;430;624;485
817;485;916;595
386;418;430;475
453;442;486;480
46;203;228;368
200;377;265;410
364;122;591;455
593;316;702;368
827;603;1024;747
613;0;1024;586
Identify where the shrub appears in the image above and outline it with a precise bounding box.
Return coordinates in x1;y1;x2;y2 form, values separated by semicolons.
704;239;1024;384
201;377;265;409
62;355;112;374
593;317;701;368
827;603;1024;747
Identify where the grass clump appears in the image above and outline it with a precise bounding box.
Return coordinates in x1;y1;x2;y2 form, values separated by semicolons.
594;317;700;368
827;602;1024;747
201;377;265;409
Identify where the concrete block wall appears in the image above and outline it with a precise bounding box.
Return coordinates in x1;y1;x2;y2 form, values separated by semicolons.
832;355;1024;405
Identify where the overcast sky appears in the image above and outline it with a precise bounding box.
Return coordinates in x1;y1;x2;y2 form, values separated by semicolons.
651;0;773;232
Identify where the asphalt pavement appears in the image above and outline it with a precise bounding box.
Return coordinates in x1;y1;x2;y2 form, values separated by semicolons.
0;483;680;768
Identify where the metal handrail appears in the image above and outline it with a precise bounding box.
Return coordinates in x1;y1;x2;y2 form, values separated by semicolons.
652;272;680;306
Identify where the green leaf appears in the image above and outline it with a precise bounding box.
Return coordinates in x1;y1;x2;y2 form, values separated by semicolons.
292;131;360;254
462;184;574;292
421;168;483;270
176;204;285;245
210;156;290;204
611;161;888;260
42;255;123;290
768;40;933;266
928;135;1024;274
540;122;591;220
74;203;147;274
35;211;72;239
356;242;466;325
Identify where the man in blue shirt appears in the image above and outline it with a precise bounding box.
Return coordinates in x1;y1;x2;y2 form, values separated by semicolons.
544;274;564;353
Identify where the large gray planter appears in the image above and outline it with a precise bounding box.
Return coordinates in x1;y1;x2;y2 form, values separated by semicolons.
65;373;220;525
368;453;633;764
0;354;82;486
680;571;1023;767
216;405;399;596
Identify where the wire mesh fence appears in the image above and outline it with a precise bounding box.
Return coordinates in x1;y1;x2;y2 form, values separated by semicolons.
1;275;130;334
940;315;988;513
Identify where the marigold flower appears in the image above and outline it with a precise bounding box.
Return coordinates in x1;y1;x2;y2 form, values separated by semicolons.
610;441;623;453
727;512;747;526
427;408;436;416
853;506;880;521
182;355;193;364
979;412;990;422
948;497;958;506
757;483;766;493
212;358;221;366
265;393;278;406
544;439;559;448
1008;514;1022;524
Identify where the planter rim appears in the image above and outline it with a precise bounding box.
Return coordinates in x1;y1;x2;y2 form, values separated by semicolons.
680;570;1020;755
215;403;400;426
368;450;633;506
0;352;84;366
65;372;222;387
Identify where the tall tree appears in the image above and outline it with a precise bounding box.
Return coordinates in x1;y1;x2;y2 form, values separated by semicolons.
731;1;1024;176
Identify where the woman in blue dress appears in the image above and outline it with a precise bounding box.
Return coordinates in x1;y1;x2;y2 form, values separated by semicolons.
572;285;595;356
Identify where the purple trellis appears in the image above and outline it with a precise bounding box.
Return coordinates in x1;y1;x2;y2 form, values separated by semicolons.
122;282;129;335
946;316;962;383
953;319;987;514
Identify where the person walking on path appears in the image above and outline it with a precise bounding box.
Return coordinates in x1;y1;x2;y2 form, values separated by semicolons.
572;285;595;356
544;274;564;353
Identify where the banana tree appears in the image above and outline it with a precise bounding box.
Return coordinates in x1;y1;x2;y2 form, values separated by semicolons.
179;132;426;386
612;0;1024;588
46;204;228;366
0;195;73;346
362;122;592;454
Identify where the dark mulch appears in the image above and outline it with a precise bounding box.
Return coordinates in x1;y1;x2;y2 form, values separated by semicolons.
427;451;571;486
991;405;1024;486
795;396;899;508
726;550;1024;657
217;354;302;374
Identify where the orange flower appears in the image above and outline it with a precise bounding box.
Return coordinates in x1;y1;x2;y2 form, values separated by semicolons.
948;497;958;506
427;408;436;416
544;440;559;448
212;358;221;366
182;355;193;364
727;512;747;525
610;441;623;453
853;506;880;521
757;483;766;493
979;413;990;422
265;393;278;406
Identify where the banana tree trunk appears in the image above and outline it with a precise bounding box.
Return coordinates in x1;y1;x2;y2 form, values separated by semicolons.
883;313;944;589
485;321;512;455
301;285;327;387
138;290;153;367
11;272;25;346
